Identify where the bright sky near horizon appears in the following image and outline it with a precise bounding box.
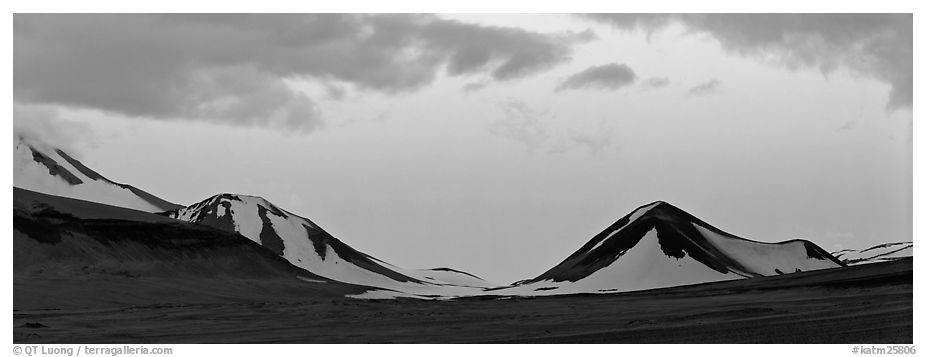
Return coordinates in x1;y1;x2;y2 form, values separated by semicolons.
13;13;912;283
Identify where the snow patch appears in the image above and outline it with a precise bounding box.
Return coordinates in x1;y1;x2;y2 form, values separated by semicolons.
346;290;430;300
692;223;841;275
296;276;327;283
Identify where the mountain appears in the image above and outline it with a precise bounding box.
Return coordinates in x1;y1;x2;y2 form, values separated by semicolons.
11;136;856;299
14;136;182;213
13;187;369;309
831;242;912;265
416;268;493;288
493;201;845;296
163;193;492;296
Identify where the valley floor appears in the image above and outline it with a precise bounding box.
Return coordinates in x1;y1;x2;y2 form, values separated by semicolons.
14;258;912;343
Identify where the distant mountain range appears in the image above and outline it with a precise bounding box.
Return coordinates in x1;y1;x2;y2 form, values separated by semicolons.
12;136;906;299
831;242;912;265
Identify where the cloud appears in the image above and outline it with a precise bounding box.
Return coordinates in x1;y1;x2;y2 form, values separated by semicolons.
13;104;96;156
584;14;912;110
556;63;637;91
489;99;614;155
323;83;348;101
184;65;324;132
463;82;488;92
824;231;858;251
836;120;858;132
639;76;671;89
688;79;721;96
490;100;550;152
569;130;614;155
14;14;592;131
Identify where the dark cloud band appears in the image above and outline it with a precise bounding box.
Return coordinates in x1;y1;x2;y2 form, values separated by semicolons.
688;79;721;96
585;14;912;110
14;14;593;131
557;63;637;92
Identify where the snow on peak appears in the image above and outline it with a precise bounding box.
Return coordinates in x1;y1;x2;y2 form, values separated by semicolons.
13;136;181;213
215;192;267;203
166;193;492;296
589;201;663;251
497;201;845;296
166;192;308;242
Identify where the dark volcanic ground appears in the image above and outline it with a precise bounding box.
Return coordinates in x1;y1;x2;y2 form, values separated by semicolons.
14;258;912;344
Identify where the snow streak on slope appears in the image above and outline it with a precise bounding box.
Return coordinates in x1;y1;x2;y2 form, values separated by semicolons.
491;201;845;296
13;137;181;213
589;201;660;251
165;194;492;296
831;242;912;265
416;268;494;288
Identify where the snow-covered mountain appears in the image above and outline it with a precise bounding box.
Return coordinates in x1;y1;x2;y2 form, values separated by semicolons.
831;242;912;265
14;136;181;213
11;136;856;299
164;193;493;295
13;187;372;307
492;201;845;296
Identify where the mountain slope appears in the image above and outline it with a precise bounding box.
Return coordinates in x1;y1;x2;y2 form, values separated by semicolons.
164;193;492;295
13;187;369;309
831;242;912;265
14;136;181;212
495;201;845;295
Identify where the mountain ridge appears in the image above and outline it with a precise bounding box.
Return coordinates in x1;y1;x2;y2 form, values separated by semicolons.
832;242;912;265
495;200;845;296
14;136;182;212
14;137;884;299
162;193;493;295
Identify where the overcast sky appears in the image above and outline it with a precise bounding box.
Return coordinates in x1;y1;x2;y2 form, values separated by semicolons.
13;13;912;283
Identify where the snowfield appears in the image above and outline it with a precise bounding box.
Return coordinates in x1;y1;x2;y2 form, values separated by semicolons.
692;223;843;275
